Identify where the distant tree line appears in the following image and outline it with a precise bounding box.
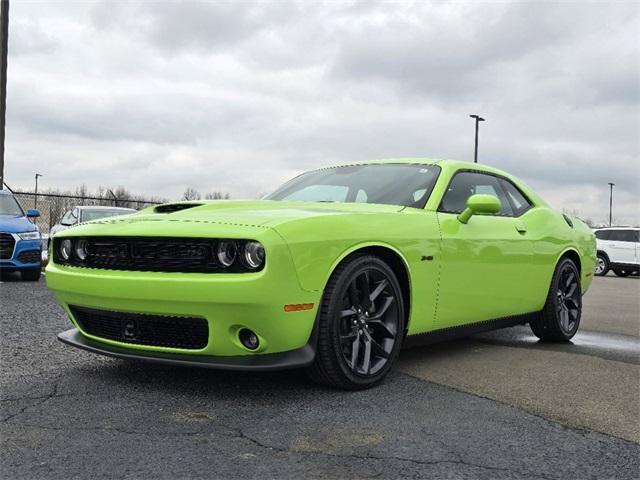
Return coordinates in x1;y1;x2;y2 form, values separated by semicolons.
182;188;230;201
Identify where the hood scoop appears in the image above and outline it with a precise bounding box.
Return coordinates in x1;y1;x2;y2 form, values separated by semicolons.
154;203;203;214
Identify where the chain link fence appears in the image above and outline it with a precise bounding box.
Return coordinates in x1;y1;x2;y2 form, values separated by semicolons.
13;191;162;234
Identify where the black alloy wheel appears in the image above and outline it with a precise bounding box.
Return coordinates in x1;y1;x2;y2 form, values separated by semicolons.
339;269;399;376
307;255;405;390
555;263;581;335
530;257;582;342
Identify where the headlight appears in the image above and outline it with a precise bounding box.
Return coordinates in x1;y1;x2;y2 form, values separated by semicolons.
216;240;237;267
74;239;89;261
59;239;72;261
18;231;40;240
242;241;265;269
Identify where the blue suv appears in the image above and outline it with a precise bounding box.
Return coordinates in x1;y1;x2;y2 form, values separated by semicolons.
0;190;42;281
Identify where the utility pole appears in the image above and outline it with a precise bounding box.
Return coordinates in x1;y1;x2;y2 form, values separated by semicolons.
608;182;615;227
34;173;42;209
469;114;485;163
0;0;9;189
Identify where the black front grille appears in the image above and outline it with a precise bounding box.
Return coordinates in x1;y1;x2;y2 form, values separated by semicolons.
17;250;41;264
69;305;209;349
54;237;231;273
0;233;15;259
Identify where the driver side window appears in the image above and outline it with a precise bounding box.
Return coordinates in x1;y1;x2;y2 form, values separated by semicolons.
440;171;514;217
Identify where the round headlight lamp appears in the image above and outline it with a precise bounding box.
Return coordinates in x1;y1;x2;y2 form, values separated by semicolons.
216;240;237;267
59;239;72;261
74;239;89;261
242;241;265;270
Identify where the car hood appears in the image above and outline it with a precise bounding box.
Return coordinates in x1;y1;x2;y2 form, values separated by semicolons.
146;200;404;227
0;215;38;233
58;200;404;238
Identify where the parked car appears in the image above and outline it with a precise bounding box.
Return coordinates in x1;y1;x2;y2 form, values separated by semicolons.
594;227;639;277
47;159;596;389
0;189;42;281
50;206;136;241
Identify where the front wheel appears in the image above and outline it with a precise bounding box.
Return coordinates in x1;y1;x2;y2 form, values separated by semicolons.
21;267;42;281
529;258;581;342
306;255;405;390
594;253;609;276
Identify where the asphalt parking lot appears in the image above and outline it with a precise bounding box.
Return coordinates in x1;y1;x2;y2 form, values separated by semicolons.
1;274;638;479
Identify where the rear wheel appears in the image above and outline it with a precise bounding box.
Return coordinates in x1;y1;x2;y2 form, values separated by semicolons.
594;253;609;276
306;255;405;390
530;258;581;342
612;269;630;277
21;268;41;281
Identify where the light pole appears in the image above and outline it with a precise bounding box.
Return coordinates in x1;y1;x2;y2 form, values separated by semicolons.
0;0;10;189
608;182;615;227
34;173;42;209
469;114;485;163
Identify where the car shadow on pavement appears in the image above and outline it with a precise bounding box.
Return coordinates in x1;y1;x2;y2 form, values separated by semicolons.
73;356;327;397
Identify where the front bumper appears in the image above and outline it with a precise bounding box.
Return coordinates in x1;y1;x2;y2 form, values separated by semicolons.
46;232;322;360
0;236;42;270
58;328;316;371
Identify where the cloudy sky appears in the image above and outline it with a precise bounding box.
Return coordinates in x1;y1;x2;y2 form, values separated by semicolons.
5;1;639;224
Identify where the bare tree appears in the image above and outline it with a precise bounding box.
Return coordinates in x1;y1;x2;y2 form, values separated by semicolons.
182;187;201;200
562;208;595;228
205;191;230;200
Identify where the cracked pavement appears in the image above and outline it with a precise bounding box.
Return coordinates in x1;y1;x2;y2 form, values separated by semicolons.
1;275;639;479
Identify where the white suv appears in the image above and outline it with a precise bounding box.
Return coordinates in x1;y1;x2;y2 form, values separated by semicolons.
594;227;639;277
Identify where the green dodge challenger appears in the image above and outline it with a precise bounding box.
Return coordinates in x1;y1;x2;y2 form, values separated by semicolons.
47;159;596;389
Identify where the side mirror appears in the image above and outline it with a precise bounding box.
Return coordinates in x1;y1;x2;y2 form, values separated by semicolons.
457;194;501;224
26;209;40;218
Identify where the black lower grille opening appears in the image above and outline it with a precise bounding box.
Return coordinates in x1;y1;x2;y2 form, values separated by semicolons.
17;250;41;264
69;306;209;350
0;233;15;260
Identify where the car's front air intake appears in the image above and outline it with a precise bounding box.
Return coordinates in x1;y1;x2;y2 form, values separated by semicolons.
69;305;208;350
154;203;202;214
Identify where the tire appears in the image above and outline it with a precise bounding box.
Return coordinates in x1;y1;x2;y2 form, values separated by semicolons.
594;252;609;276
21;268;41;281
306;254;406;390
529;257;581;342
613;269;630;277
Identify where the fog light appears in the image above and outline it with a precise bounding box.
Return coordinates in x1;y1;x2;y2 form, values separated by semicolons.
238;328;259;350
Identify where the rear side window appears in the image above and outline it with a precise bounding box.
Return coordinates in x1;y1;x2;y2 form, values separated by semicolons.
439;171;513;217
609;230;637;242
499;179;533;216
595;230;611;240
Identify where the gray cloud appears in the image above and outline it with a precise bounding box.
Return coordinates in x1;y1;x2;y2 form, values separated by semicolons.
4;0;639;225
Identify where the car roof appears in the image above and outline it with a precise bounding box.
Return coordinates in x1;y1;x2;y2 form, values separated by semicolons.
332;158;516;177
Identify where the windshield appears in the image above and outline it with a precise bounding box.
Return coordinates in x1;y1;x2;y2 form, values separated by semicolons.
81;209;135;222
0;194;24;216
265;164;440;208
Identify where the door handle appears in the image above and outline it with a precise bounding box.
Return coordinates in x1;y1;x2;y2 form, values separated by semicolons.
515;222;527;234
